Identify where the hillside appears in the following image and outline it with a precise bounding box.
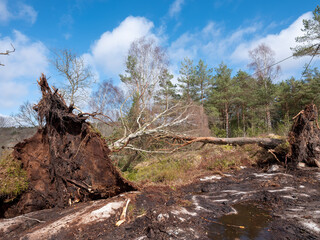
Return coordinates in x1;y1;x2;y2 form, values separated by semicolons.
0;127;37;156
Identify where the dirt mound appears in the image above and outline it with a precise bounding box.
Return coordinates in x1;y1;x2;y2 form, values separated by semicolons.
1;74;135;218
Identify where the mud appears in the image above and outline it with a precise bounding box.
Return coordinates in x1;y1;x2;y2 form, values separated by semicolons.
1;166;320;239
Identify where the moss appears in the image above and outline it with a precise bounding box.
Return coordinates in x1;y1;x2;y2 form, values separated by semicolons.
0;150;28;199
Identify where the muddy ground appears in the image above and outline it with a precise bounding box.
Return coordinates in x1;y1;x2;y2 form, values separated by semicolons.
1;165;320;239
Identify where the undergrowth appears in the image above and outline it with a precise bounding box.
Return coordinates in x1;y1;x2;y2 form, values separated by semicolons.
0;150;28;199
122;144;259;186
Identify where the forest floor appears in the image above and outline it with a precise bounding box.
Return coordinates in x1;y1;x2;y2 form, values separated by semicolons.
1;165;319;240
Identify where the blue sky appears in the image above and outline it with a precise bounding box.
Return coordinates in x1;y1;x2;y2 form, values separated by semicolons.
0;0;318;116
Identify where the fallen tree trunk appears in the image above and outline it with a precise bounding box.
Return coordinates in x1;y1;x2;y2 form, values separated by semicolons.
1;74;136;218
167;135;285;149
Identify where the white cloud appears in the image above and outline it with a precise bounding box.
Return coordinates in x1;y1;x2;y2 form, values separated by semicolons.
0;0;37;24
169;0;185;18
231;12;315;79
88;16;156;76
167;20;258;79
0;0;10;22
0;30;48;110
17;3;37;24
168;12;317;81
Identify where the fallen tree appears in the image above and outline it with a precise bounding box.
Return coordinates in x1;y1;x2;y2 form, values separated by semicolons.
157;135;284;150
1;74;135;218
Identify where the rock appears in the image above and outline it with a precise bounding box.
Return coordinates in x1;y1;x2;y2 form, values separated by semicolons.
268;165;280;172
157;213;169;222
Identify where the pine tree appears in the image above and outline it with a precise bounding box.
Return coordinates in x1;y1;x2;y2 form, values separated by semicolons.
208;62;234;138
292;5;320;57
178;57;197;102
194;59;213;105
154;69;178;107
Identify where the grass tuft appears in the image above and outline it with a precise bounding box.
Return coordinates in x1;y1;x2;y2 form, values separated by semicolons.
0;150;28;199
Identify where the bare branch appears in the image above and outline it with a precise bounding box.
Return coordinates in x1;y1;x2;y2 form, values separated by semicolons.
0;44;15;66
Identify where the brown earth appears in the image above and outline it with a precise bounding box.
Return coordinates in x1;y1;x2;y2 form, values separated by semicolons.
1;166;319;239
0;74;136;218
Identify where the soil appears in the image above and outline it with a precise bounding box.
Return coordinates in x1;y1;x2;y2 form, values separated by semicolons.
1;165;319;239
0;75;136;218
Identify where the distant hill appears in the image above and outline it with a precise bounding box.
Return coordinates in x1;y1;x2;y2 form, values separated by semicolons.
0;127;37;156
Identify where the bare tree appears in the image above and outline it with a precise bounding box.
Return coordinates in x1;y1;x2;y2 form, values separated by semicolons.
0;116;8;127
0;44;15;66
120;37;169;114
89;79;124;122
51;49;94;106
12;101;40;127
108;37;193;153
248;43;280;132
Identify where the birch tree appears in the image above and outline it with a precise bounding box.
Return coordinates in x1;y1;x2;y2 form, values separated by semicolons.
111;37;192;152
248;43;280;132
51;49;94;106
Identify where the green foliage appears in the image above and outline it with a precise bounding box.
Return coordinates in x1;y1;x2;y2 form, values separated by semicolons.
207;62;234;137
0;151;28;199
194;59;213;104
211;125;227;137
292;5;320;57
177;57;197;102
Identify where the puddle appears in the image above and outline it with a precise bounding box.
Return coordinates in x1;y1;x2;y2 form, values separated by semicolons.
207;203;272;240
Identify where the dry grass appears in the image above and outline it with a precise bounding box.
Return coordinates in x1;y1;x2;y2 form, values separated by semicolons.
123;144;260;186
0;150;28;200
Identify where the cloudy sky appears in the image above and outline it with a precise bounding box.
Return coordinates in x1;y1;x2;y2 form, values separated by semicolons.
0;0;318;116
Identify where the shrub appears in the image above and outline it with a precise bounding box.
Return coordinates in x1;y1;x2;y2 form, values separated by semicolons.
0;150;28;199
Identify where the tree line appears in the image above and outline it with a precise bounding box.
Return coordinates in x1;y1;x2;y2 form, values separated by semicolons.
5;5;320;141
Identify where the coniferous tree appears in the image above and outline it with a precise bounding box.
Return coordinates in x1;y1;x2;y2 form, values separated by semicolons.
154;69;178;107
232;70;256;136
178;57;197;102
208;62;234;138
194;59;213;105
292;5;320;57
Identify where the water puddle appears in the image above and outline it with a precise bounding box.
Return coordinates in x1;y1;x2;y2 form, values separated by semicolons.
207;203;272;240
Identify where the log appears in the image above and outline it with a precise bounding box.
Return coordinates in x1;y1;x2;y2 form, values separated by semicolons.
165;135;285;149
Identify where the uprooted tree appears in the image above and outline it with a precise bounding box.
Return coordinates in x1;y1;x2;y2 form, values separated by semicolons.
287;104;320;167
1;74;135;218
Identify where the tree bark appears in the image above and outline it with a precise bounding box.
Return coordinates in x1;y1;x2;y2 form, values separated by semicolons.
166;135;284;149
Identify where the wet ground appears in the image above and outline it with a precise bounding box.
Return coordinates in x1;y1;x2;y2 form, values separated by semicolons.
1;166;320;239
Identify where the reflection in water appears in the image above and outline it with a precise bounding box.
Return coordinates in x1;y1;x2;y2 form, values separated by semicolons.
208;203;272;240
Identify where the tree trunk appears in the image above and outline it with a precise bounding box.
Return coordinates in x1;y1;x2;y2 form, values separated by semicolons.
166;135;284;149
242;105;246;137
266;103;272;132
225;102;229;138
